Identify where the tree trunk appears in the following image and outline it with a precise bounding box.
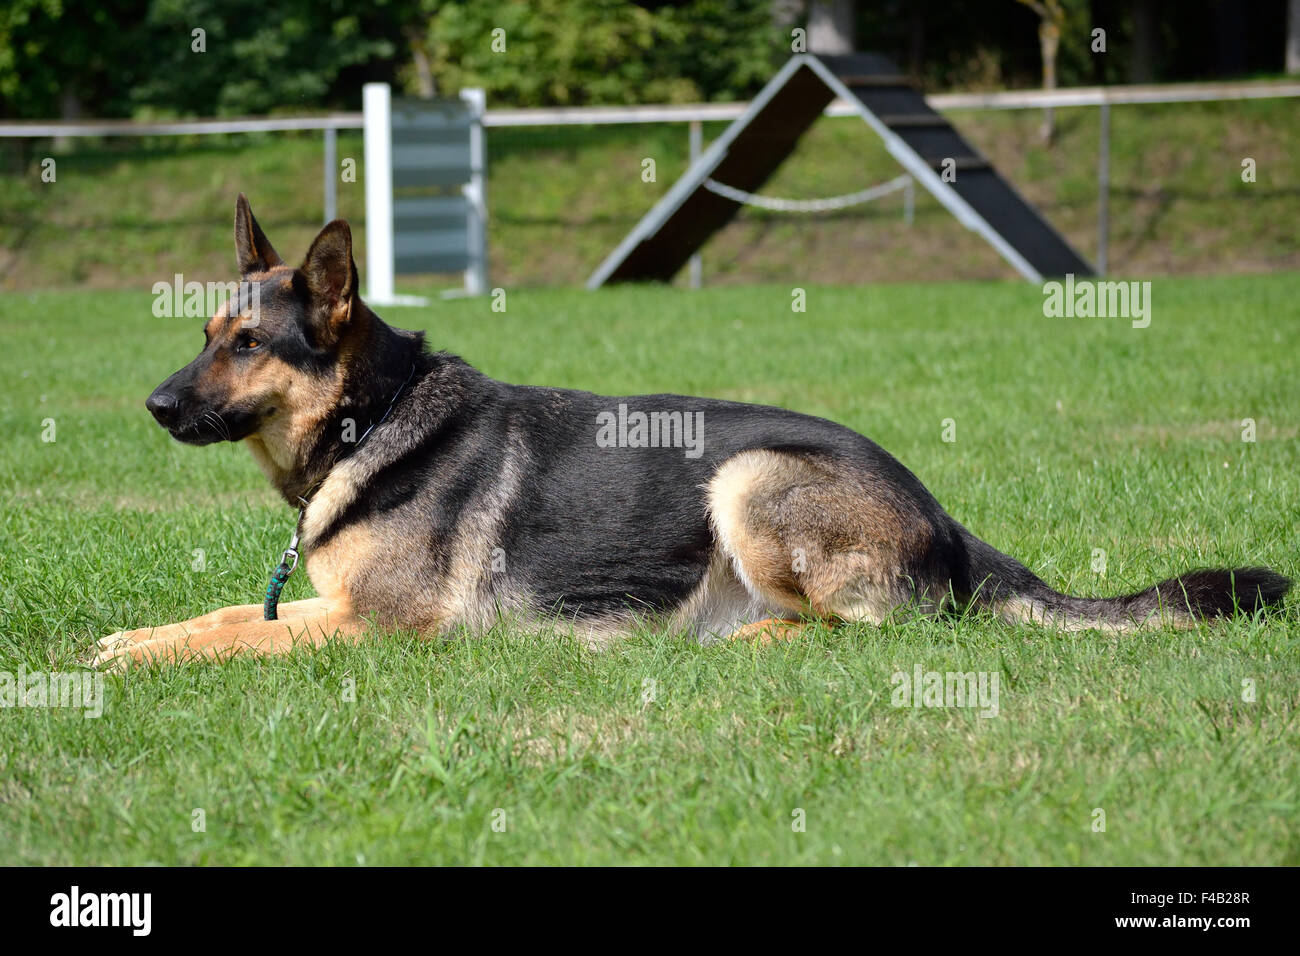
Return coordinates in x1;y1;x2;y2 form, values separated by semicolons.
807;0;855;55
406;27;436;99
1288;0;1300;73
1128;0;1156;83
908;3;926;77
1039;20;1059;143
53;90;82;154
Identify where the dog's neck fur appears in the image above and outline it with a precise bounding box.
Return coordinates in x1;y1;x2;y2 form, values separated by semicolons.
246;301;426;506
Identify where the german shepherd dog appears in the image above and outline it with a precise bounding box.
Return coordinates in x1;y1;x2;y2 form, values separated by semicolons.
93;196;1290;666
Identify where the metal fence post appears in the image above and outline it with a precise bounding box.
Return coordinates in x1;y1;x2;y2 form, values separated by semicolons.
323;127;337;224
1098;100;1110;276
688;119;702;289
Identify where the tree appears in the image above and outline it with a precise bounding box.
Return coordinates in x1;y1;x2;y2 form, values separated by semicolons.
0;0;403;119
807;0;855;54
419;0;779;107
1288;0;1300;74
132;0;398;116
1127;0;1156;82
1015;0;1065;143
0;0;144;120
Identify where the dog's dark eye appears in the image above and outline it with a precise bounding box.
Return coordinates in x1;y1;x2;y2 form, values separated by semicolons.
237;336;263;352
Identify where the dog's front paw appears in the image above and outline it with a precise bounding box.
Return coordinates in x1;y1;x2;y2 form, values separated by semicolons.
96;629;132;651
96;625;156;651
89;646;124;671
89;625;162;669
90;640;157;671
90;632;132;670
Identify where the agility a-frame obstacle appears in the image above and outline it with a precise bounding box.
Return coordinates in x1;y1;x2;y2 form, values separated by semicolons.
587;53;1094;288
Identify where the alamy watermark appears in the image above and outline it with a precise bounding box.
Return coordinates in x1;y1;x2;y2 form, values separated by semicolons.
50;886;150;935
890;664;999;718
152;275;261;325
1042;273;1151;328
1;666;104;718
596;403;705;459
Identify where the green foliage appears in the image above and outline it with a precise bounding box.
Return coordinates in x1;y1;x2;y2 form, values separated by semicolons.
0;1;1287;119
0;0;145;118
0;0;783;117
0;0;402;118
422;0;781;105
133;0;400;116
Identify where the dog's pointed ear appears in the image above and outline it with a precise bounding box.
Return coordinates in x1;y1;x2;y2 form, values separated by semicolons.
234;193;284;275
299;219;358;343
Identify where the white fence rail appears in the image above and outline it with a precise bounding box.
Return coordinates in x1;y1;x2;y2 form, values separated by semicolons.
4;79;1298;138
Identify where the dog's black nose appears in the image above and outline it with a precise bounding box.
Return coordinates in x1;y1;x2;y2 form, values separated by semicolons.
146;389;179;426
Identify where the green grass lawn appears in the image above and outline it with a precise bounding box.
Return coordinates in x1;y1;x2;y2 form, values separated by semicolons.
1;275;1297;865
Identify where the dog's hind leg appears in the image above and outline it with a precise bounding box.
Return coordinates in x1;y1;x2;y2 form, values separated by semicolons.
726;617;809;644
709;449;950;637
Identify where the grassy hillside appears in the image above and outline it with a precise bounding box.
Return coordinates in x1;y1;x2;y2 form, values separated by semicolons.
0;276;1296;864
1;97;1297;291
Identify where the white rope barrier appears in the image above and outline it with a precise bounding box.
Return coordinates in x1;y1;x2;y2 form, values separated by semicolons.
702;173;913;213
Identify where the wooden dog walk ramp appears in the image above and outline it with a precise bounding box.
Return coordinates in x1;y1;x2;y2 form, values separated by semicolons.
587;53;1094;288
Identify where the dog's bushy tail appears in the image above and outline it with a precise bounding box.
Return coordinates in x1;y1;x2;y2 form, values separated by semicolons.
957;528;1290;631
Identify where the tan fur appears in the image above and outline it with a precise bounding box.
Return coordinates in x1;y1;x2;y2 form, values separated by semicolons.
92;598;355;668
243;357;346;488
706;450;809;611
726;617;808;645
300;458;363;541
303;439;525;633
304;518;429;627
707;448;937;626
